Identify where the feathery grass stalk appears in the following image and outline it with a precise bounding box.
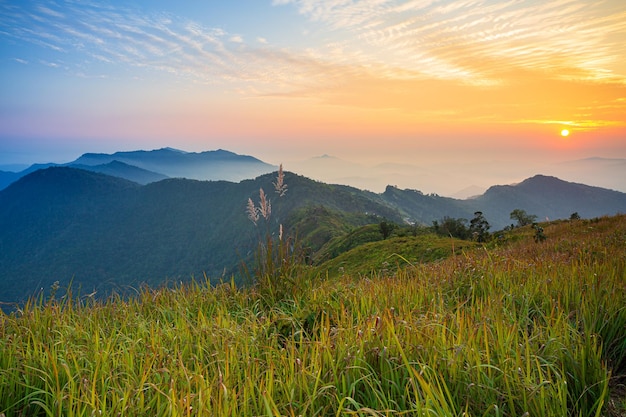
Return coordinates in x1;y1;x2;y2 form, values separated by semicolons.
244;165;309;304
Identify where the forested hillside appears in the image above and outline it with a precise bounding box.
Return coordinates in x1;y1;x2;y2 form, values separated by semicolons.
1;167;625;307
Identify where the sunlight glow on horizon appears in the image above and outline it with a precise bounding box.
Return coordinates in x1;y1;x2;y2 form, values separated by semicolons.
0;0;625;172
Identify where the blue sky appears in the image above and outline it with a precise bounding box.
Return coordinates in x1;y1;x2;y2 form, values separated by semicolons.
1;0;625;193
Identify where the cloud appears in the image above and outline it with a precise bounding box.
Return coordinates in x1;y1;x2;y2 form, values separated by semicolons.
275;0;626;85
6;1;625;89
0;1;337;94
2;0;624;130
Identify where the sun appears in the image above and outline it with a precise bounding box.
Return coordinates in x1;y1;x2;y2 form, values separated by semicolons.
560;129;570;137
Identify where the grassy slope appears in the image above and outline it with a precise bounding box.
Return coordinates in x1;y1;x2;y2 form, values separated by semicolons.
1;215;625;416
316;233;474;278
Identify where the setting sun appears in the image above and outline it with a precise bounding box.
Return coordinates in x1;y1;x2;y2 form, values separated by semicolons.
561;129;570;137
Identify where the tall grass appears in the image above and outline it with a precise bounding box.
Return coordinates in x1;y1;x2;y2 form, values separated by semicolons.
0;215;624;416
244;165;309;304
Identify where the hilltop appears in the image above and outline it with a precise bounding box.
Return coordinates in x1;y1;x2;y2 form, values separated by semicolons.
1;166;625;306
0;148;276;190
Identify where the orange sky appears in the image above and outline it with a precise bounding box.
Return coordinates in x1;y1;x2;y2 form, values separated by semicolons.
1;0;625;192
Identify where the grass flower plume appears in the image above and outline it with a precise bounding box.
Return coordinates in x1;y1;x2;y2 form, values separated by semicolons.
273;163;287;197
258;188;271;222
246;197;259;225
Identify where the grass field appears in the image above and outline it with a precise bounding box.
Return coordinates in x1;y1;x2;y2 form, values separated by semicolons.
1;215;625;416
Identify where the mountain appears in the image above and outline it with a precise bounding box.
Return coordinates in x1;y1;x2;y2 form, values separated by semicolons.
1;168;624;308
0;167;398;306
71;161;168;185
0;170;20;190
0;148;276;191
450;185;485;200
382;175;626;230
72;148;275;182
0;163;60;190
294;155;626;197
471;174;626;228
381;186;471;222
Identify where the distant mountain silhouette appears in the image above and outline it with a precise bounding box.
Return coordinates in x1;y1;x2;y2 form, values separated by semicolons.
0;148;276;190
1;168;624;307
1;163;60;190
472;175;626;228
0;170;20;190
72;148;275;182
71;161;168;185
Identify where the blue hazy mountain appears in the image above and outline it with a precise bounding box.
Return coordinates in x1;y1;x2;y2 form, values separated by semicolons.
70;161;168;184
0;148;276;190
72;148;276;182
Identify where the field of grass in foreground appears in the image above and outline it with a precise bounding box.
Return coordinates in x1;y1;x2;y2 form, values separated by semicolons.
1;215;625;416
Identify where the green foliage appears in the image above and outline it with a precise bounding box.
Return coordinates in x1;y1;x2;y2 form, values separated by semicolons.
533;222;547;242
433;216;470;239
379;221;396;239
244;166;309;304
0;168;402;306
469;210;491;242
286;206;381;254
3;168;626;306
316;233;473;278
312;223;387;265
1;215;625;416
510;208;538;227
244;233;309;305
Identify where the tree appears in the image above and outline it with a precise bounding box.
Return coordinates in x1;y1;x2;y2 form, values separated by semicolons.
433;216;469;239
379;221;396;239
469;211;490;242
510;209;537;227
570;212;581;220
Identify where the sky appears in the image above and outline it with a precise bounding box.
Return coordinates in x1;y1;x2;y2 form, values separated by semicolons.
1;0;625;195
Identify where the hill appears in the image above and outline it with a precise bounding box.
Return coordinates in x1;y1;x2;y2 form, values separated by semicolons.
70;160;168;184
0;148;275;190
1;215;624;416
381;174;626;229
0;167;398;305
472;174;626;228
72;148;275;182
315;233;473;278
1;167;625;306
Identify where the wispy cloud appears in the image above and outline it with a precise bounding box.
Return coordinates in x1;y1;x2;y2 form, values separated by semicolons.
263;0;626;130
4;1;625;89
0;1;336;94
2;0;624;129
276;0;626;85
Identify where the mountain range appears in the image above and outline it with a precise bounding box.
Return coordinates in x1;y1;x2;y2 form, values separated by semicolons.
3;150;625;199
1;155;625;308
292;155;626;198
0;148;276;190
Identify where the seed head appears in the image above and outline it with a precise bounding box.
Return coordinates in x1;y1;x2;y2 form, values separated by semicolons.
246;197;259;225
258;188;271;221
273;164;287;197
